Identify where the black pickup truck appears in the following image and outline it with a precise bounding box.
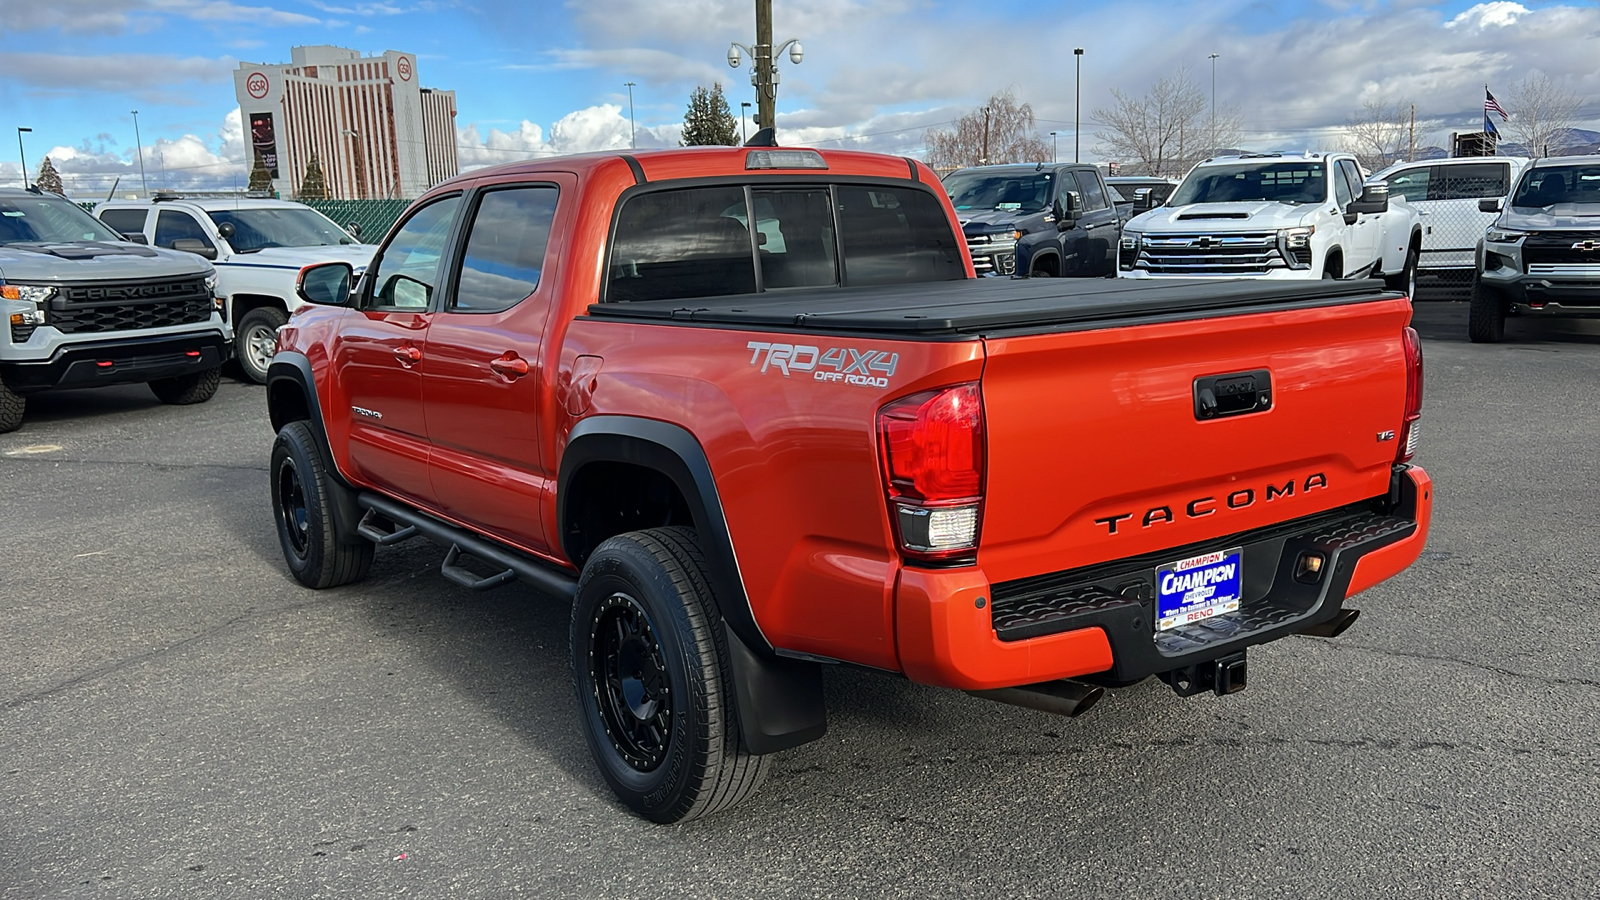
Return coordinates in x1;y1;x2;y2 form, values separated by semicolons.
942;163;1122;278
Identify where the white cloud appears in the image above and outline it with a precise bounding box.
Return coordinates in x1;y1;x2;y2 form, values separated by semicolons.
147;0;321;26
456;105;679;172
1447;2;1529;29
0;0;136;34
5;53;233;102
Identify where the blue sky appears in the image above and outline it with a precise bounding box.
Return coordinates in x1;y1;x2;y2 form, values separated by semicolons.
4;0;1598;196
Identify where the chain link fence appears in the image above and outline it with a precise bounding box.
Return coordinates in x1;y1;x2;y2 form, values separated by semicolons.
78;197;416;244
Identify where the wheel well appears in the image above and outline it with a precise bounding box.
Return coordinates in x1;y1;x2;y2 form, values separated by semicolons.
1410;230;1423;253
1031;252;1059;277
267;378;311;433
232;293;289;328
1324;248;1344;277
563;461;693;567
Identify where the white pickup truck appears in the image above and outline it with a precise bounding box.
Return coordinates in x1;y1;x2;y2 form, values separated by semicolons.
1119;152;1423;296
96;196;377;383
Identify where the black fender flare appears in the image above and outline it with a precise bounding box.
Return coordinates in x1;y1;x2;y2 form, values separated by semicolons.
559;415;825;754
266;352;364;543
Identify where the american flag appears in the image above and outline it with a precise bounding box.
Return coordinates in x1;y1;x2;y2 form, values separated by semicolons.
1485;89;1509;120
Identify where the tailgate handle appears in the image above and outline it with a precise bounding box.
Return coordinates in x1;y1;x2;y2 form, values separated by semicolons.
1194;369;1271;420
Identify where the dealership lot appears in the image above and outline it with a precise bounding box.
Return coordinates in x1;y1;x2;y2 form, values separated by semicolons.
3;299;1598;899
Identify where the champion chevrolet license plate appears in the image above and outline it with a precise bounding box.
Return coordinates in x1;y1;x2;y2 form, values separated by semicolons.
1156;548;1243;631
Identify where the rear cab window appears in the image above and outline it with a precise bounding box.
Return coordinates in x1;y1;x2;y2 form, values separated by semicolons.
606;182;963;303
98;208;149;239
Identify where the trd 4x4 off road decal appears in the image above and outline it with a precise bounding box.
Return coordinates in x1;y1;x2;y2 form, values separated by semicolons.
746;341;899;388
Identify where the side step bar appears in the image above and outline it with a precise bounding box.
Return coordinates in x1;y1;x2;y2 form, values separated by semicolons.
966;679;1104;718
356;493;578;601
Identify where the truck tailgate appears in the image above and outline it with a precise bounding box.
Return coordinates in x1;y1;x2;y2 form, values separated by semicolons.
977;295;1414;584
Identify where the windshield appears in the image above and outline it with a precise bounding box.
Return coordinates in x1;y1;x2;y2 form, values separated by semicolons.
1170;162;1328;206
0;195;126;244
1510;164;1600;208
943;171;1054;214
206;207;356;252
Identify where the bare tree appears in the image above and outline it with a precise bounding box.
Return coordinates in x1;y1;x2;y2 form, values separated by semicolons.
1341;99;1413;171
924;89;1051;169
1094;69;1242;177
1503;73;1584;158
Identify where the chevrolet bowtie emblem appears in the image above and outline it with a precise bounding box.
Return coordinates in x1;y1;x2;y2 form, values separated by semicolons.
1192;237;1216;249
1573;240;1600;251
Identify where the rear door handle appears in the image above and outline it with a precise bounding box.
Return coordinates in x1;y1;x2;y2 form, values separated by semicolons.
393;345;422;365
490;353;529;379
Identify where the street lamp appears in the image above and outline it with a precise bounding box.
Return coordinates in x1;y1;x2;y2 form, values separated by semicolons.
341;129;365;199
1050;131;1058;164
1074;48;1084;163
16;127;31;190
623;82;637;149
131;110;149;197
740;102;752;144
1209;52;1220;154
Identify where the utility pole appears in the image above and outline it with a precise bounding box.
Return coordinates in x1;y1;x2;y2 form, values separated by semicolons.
623;82;637;149
131;110;149;197
981;106;991;165
741;102;751;143
1074;48;1084;163
16;127;31;189
1209;52;1220;155
1409;103;1416;162
729;0;801;135
1050;131;1058;163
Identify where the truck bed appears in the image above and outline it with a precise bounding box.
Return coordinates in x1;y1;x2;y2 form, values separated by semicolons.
584;277;1396;337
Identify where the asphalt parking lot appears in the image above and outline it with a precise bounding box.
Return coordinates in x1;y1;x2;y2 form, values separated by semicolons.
4;295;1599;899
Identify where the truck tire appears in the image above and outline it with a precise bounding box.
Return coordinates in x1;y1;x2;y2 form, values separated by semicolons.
571;526;769;823
1468;275;1506;343
270;420;374;589
1385;241;1419;299
1322;253;1343;280
148;366;221;405
0;378;24;434
237;306;289;385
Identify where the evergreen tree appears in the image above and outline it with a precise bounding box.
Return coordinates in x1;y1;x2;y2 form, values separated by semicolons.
34;157;64;195
297;153;328;200
681;83;740;146
248;150;273;192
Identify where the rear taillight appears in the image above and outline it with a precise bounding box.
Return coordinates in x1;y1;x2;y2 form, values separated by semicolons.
878;383;985;563
1397;325;1423;463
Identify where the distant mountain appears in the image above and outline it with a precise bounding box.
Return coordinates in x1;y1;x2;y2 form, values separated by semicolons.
1491;128;1600;157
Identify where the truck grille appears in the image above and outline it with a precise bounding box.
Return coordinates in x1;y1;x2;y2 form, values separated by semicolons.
966;233;1017;275
1527;264;1600;277
1133;232;1287;276
49;277;212;335
1522;233;1600;269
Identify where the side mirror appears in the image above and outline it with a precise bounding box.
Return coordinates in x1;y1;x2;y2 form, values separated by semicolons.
1055;191;1082;230
1134;188;1158;211
297;262;354;306
346;221;363;240
1479;198;1503;213
170;238;218;260
122;232;148;245
216;221;236;240
1346;182;1390;219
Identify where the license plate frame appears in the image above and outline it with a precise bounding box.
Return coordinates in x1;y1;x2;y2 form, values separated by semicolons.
1156;547;1243;631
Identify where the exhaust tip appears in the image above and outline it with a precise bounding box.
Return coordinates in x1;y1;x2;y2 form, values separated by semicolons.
966;680;1105;718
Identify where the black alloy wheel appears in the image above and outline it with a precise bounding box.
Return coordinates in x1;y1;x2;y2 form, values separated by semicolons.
589;593;673;771
276;452;311;558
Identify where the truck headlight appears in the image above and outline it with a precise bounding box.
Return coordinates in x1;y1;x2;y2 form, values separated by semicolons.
1281;226;1315;249
1486;228;1527;244
0;284;57;304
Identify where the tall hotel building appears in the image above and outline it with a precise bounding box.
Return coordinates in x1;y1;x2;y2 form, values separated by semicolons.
233;45;458;199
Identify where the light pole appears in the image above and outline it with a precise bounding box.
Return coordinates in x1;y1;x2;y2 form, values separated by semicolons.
728;0;803;134
740;102;751;144
131;110;149;197
1208;52;1220;154
623;81;637;149
16;127;31;189
1050;131;1058;163
341;129;365;199
1073;48;1084;163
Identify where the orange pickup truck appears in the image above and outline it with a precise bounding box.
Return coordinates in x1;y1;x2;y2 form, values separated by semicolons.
266;145;1431;822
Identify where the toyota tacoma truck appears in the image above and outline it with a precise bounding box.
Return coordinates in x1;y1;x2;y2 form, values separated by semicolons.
1469;154;1600;342
95;194;374;384
0;187;230;433
267;146;1432;823
941;163;1121;277
1120;152;1423;298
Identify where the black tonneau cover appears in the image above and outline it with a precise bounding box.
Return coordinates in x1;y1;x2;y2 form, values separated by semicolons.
585;277;1395;337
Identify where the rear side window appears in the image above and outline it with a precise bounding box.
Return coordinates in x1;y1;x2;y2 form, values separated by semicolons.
451;186;559;313
1385;167;1430;203
607;183;963;302
98;208;147;238
1436;163;1508;200
1072;172;1108;211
